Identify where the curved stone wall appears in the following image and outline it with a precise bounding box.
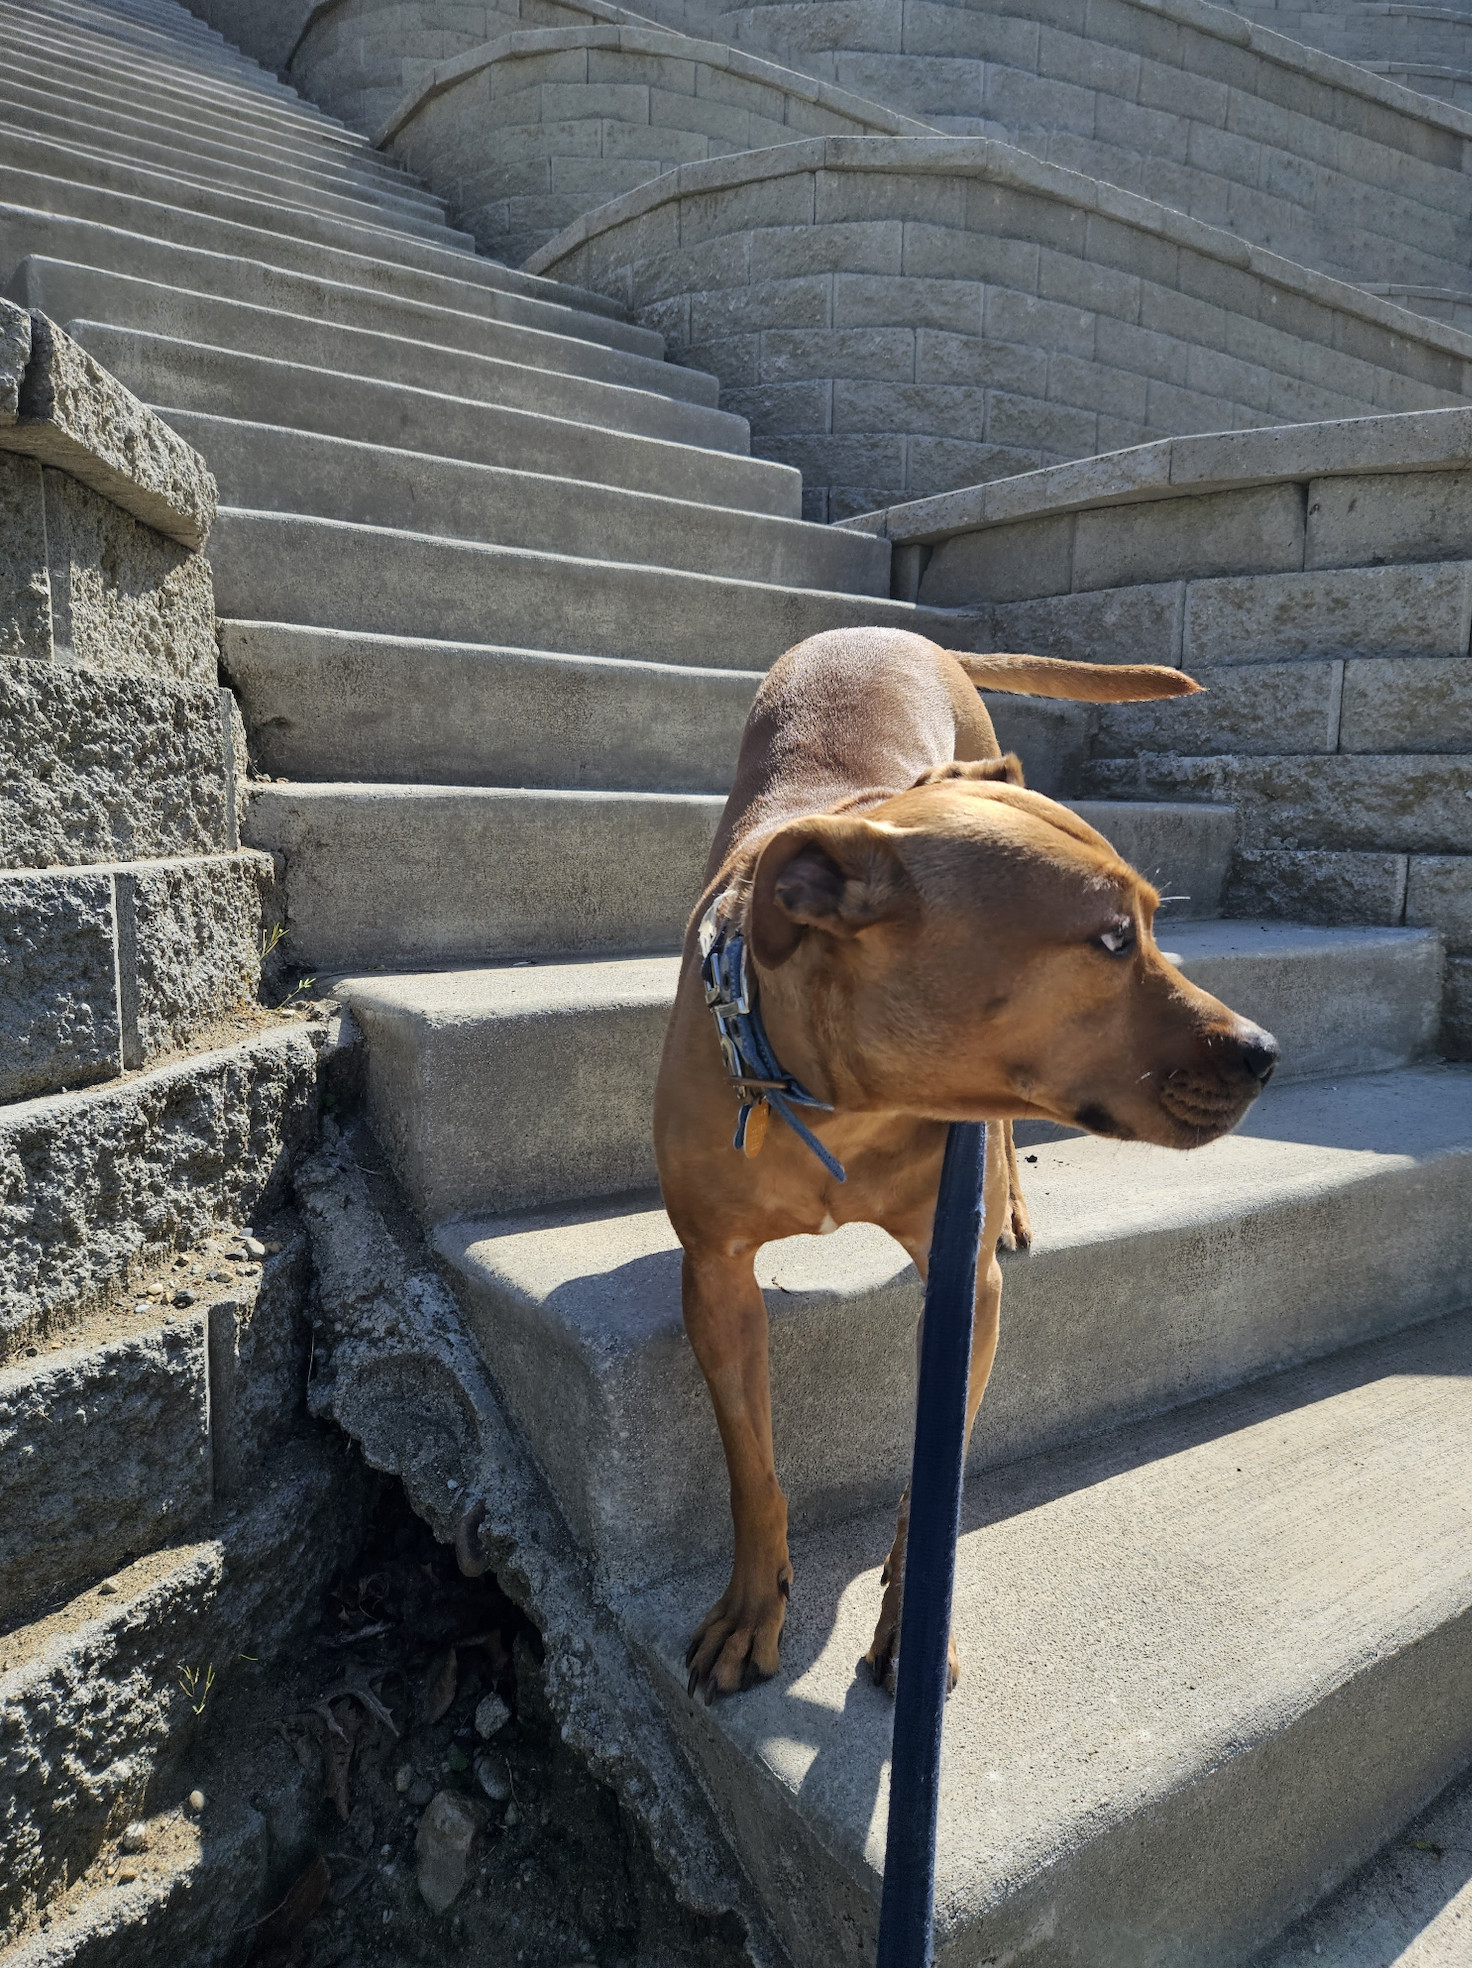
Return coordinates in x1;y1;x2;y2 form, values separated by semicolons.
379;25;931;262
1228;1;1472;112
672;0;1472;302
286;0;618;131
528;135;1472;519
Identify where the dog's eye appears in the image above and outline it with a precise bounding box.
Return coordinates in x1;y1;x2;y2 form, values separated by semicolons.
1095;920;1135;956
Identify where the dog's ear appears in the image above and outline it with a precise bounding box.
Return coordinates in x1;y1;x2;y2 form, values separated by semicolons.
909;754;1025;790
749;816;916;969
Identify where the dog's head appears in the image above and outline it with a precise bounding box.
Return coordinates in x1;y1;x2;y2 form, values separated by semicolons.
747;761;1277;1149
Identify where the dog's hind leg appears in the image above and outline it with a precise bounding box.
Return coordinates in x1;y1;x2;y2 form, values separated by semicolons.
867;1119;1009;1693
680;1244;793;1703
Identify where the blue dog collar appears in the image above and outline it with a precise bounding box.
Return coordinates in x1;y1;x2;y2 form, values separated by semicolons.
697;896;846;1183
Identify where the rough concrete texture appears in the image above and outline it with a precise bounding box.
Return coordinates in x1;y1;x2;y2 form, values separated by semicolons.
0;872;120;1103
0;454;52;659
206;1223;312;1497
0;1788;271;1968
127;851;270;1059
0;1435;368;1944
1227;847;1413;929
0;854;269;1101
42;467;216;683
0;1025;327;1359
0;299;29;425
0;661;229;870
295;1122;786;1967
1182;562;1472;666
0;1313;211;1628
438;1066;1472;1581
0;313;217;549
1407;856;1472;954
1341;657;1472;755
623;1310;1472;1967
1081;754;1472;854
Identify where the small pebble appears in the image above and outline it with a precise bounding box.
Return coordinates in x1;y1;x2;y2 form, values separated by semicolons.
205;1270;230;1283
120;1822;150;1854
504;1803;521;1827
394;1764;413;1794
474;1692;511;1741
116;1863;139;1884
133;1303;150;1315
474;1751;513;1805
173;1291;196;1309
242;1236;266;1258
188;1790;205;1812
98;1581;118;1596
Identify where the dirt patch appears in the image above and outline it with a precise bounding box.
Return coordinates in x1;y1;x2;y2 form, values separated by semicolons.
230;1482;751;1968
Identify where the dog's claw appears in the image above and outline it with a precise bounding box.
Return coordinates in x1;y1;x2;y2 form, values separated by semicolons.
684;1562;791;1702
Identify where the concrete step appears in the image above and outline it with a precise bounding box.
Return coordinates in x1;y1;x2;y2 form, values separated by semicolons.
0;1434;361;1940
341;920;1442;1222
0;75;449;223
615;1301;1472;1965
435;1061;1472;1586
0;10;359;148
0;204;649;356
0;129;486;268
165;412;889;593
223;625;762;790
0;89;462;238
118;338;785;512
207;512;953;671
12;257;720;412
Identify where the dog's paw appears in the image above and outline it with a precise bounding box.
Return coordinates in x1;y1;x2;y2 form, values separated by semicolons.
866;1611;961;1697
1004;1191;1033;1253
685;1562;792;1704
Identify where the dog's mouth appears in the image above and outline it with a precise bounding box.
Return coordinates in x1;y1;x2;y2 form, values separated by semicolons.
1156;1069;1262;1144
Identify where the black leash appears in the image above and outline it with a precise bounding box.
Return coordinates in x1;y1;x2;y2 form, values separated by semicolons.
875;1120;986;1968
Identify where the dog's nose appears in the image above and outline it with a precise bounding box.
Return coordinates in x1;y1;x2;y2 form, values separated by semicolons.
1233;1021;1280;1086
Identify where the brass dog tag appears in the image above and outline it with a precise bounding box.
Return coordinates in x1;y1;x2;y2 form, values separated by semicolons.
743;1101;769;1158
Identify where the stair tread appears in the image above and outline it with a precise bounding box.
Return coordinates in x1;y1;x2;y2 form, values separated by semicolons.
616;1302;1472;1962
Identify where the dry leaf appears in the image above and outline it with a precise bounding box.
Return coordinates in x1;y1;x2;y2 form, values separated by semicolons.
317;1699;360;1821
244;1855;331;1967
420;1645;458;1725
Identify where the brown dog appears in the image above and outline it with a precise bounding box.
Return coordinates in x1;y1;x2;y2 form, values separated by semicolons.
653;628;1278;1702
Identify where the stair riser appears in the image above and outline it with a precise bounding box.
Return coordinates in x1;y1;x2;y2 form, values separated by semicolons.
206;511;957;671
133;343;769;506
0;81;447;218
244;785;726;969
16;254;698;404
12;249;714;404
441;1079;1472;1582
349;927;1441;1221
223;626;759;791
166;412;888;594
0;134;484;267
0;205;653;357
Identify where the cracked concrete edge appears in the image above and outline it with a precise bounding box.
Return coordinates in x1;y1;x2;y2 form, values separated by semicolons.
0;311;216;550
294;1122;789;1968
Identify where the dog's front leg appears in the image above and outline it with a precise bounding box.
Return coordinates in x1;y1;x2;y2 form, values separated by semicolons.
867;1119;1009;1693
681;1244;793;1703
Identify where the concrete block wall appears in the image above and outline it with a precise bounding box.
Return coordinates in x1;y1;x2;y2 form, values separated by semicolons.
0;306;272;1105
380;24;931;263
528;136;1472;520
1226;0;1472;112
682;0;1472;297
846;406;1472;1051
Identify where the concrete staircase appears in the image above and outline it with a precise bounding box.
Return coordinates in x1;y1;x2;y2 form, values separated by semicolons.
1228;0;1472;112
3;0;1471;1962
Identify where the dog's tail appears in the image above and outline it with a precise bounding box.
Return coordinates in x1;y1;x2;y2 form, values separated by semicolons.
951;650;1200;702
